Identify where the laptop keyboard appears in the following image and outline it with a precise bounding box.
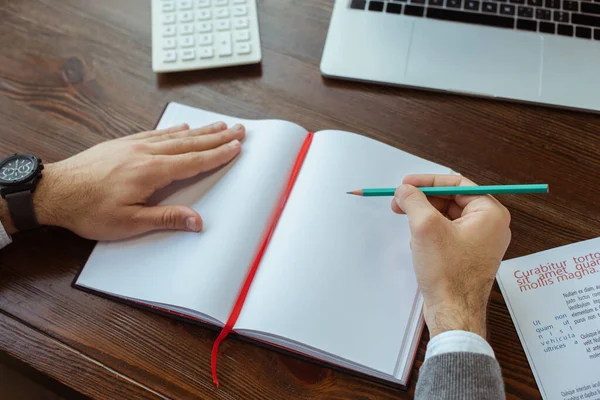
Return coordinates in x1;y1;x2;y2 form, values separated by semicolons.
350;0;600;39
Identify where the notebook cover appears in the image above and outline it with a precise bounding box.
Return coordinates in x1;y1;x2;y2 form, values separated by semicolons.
71;102;419;390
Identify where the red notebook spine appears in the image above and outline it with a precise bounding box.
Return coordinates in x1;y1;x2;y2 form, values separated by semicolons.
211;132;315;387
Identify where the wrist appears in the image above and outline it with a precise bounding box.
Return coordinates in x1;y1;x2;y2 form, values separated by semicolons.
424;301;488;339
0;162;63;234
32;163;64;228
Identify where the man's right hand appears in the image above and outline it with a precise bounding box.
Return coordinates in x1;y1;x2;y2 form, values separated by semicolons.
391;174;512;339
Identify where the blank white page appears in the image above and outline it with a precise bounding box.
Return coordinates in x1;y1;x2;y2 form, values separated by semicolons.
76;103;308;324
236;130;452;375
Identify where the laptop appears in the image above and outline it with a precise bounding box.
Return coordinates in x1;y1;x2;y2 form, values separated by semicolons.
321;0;600;112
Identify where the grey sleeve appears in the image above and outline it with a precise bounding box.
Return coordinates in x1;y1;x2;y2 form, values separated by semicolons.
415;352;505;400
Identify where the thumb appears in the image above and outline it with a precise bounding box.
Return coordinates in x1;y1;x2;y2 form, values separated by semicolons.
394;185;445;237
134;205;203;234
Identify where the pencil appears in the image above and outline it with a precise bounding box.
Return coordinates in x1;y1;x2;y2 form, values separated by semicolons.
347;184;549;197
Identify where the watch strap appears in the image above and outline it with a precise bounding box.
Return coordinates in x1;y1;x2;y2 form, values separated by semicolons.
5;191;40;232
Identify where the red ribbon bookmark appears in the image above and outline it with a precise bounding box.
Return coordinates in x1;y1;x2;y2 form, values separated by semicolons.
211;132;314;387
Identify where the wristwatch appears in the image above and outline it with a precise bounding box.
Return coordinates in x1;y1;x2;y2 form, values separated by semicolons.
0;153;44;232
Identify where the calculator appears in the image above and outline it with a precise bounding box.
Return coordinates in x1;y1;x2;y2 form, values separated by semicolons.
151;0;262;73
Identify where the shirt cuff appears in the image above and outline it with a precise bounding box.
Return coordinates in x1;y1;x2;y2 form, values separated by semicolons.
425;330;495;360
0;220;12;250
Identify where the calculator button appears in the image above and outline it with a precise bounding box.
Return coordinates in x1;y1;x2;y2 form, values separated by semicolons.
198;33;214;45
197;9;212;19
179;36;195;47
181;49;196;60
199;46;215;58
180;23;194;35
235;42;251;54
216;20;231;30
162;1;176;12
232;6;248;16
234;30;250;42
178;0;193;9
197;22;213;32
233;18;249;29
216;32;233;56
215;8;230;18
179;11;194;22
163;14;176;24
196;0;210;7
214;0;229;5
162;25;177;37
163;51;177;62
163;38;177;49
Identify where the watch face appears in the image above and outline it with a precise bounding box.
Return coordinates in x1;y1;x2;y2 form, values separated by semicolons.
0;155;37;184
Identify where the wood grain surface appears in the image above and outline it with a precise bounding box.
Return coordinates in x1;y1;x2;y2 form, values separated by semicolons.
1;0;599;398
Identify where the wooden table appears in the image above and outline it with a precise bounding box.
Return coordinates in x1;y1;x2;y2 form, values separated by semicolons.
1;0;599;398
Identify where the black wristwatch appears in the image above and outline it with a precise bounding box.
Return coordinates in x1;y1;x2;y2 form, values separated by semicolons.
0;153;44;232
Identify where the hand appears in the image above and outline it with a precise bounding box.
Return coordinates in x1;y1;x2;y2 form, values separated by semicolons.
23;122;244;240
391;174;511;338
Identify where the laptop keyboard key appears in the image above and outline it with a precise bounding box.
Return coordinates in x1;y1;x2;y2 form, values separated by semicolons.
411;0;426;4
483;2;499;12
405;5;425;15
576;26;592;37
562;0;578;11
527;0;542;6
447;0;463;8
595;28;600;39
536;9;551;19
517;18;538;29
557;23;574;35
571;13;600;28
429;0;445;5
368;1;385;11
545;0;560;8
426;7;515;27
465;0;481;10
350;0;367;9
517;6;534;17
581;2;600;14
386;3;403;12
510;0;525;3
539;21;556;32
553;11;570;22
500;4;516;14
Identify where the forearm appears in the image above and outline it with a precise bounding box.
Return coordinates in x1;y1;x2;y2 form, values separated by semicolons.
416;351;504;400
415;331;505;400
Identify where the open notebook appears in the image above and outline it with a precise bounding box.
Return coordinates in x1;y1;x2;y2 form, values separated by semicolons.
74;102;452;388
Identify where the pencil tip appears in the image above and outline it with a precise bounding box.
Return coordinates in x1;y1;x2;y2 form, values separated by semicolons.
347;190;362;196
346;191;353;195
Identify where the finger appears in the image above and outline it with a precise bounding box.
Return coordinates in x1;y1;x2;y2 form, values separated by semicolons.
124;123;190;141
146;121;228;143
150;124;245;155
391;196;449;215
446;201;463;220
402;174;476;200
394;184;448;238
130;205;203;234
163;139;241;182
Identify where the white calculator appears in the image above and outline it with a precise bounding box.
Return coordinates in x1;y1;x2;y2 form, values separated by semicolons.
151;0;262;73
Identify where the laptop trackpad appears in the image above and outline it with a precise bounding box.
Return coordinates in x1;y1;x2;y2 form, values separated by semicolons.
405;22;541;100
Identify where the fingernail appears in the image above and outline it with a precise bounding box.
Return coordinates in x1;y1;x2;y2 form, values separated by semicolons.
228;139;241;148
231;124;243;132
212;121;226;130
186;217;199;232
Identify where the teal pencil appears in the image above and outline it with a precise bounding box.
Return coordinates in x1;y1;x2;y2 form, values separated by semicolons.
347;184;549;197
